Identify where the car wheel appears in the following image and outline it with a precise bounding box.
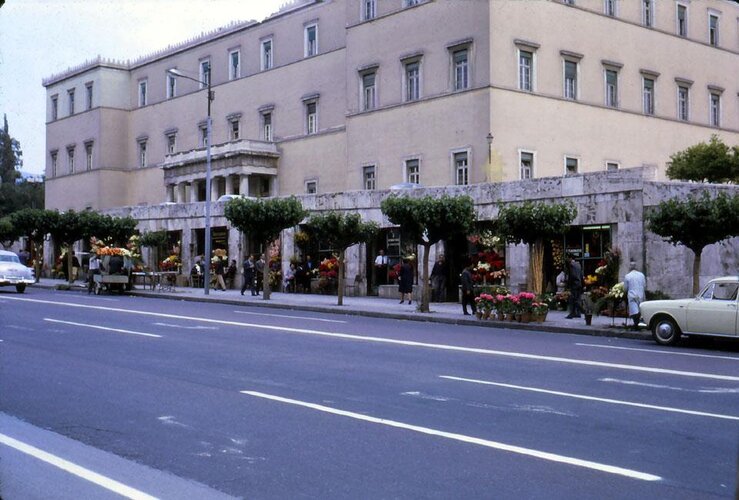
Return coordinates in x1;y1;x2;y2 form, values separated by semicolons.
15;284;26;293
652;316;681;346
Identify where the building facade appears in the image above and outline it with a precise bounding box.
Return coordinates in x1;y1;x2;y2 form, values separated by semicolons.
42;0;739;297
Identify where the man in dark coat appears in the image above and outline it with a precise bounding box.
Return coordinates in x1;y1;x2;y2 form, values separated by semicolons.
460;261;477;316
565;254;583;318
241;254;256;296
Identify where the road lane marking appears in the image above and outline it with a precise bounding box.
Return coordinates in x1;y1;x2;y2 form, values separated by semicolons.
233;310;347;323
0;433;157;500
44;319;161;338
598;378;739;394
440;376;739;421
576;343;739;361
7;296;739;382
153;322;218;330
240;390;661;482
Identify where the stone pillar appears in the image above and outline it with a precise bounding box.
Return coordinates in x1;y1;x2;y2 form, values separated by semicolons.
190;181;200;203
225;175;234;195
176;182;187;204
211;176;220;201
166;184;175;203
239;175;250;197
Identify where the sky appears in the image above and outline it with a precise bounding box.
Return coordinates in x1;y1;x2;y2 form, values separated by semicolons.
0;0;286;175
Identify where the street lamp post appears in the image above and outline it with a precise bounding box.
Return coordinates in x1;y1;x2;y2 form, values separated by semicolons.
168;65;214;294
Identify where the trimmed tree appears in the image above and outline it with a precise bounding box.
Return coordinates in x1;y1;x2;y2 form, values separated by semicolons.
666;135;739;184
139;230;169;270
0;216;20;248
381;195;476;313
224;196;306;300
9;208;58;282
647;191;739;295
305;211;379;306
47;210;87;285
496;200;577;295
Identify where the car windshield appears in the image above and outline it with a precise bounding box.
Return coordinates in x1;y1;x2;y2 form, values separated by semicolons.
0;254;20;264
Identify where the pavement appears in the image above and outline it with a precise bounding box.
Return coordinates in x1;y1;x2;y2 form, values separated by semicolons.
31;278;652;340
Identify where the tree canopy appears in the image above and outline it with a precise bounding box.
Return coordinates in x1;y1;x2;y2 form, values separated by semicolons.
0;216;20;248
666;135;739;184
0;114;22;184
647;191;739;295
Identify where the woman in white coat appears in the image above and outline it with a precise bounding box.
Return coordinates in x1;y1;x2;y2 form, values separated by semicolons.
623;261;646;330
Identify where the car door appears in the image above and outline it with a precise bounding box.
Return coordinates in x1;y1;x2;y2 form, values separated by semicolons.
686;282;739;336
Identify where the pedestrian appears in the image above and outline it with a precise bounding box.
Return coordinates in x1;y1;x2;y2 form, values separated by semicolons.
71;251;81;281
214;256;227;291
87;252;101;294
398;256;414;304
18;248;30;266
430;253;447;302
460;260;477;316
374;249;388;285
623;260;646;330
241;254;256;296
255;254;265;295
284;263;296;292
565;253;583;319
226;259;237;289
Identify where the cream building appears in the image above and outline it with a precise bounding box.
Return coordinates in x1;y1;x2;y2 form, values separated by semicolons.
41;0;739;297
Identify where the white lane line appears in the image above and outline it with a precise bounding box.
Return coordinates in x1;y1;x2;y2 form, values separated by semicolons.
240;390;661;482
440;375;739;422
233;310;347;323
0;433;157;500
576;343;739;362
598;378;739;394
7;296;739;382
153;322;218;330
44;319;161;339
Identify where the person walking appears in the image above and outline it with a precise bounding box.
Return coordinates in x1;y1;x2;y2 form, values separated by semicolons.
430;253;447;302
398;257;414;304
623;260;646;330
87;252;101;294
241;254;256;296
565;254;583;318
255;254;265;295
214;256;227;291
460;261;477;316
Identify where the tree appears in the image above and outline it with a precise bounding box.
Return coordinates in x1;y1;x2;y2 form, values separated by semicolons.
0;114;22;184
305;211;379;306
647;191;739;295
666;135;739;184
47;210;87;285
139;230;169;270
0;181;44;218
0;216;20;248
496;201;577;295
381;195;476;313
9;208;58;282
224;197;306;300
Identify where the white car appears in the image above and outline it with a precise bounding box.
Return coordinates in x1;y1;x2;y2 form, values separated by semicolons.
640;276;739;345
0;250;35;293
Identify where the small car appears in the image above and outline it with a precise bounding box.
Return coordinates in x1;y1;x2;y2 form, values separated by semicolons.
0;250;35;293
640;276;739;345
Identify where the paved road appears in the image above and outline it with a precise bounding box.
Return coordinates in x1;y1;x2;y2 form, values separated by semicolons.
1;288;738;499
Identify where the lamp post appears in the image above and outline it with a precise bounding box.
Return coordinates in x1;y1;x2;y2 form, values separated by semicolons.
168;65;214;294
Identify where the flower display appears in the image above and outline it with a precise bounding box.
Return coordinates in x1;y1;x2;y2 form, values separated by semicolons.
319;257;339;280
388;263;401;282
471;250;506;283
96;246;132;257
474;293;495;312
160;254;180;271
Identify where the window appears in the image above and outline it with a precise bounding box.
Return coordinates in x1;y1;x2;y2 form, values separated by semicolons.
68;89;75;115
86;83;93;110
677;85;689;121
363;0;376;20
406;159;420;184
564;60;578;100
642;0;653;27
405;0;420;6
518;50;533;92
51;95;58;121
305;180;317;194
709;14;719;46
138;140;147;168
362;71;377;111
520;151;534;180
229;118;240;141
304;24;317;57
85;142;93;171
139;80;147;107
167;73;177;99
166;133;176;154
606;162;620;171
199;124;208;147
67;146;75;174
262;112;273;141
306;101;317;134
604;0;616;17
50;151;58;177
454;151;469;185
363;165;376;190
453;48;469;91
643;77;655;115
677;4;688;37
405;61;420;102
229;50;240;80
605;69;618;108
199;60;210;89
565;156;579;176
710;93;721;127
261;39;273;70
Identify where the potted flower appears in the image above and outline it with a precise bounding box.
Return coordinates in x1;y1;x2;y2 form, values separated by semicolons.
532;301;549;322
474;293;494;319
516;291;536;323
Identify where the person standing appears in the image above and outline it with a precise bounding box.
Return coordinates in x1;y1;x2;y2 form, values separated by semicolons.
255;254;265;295
565;254;583;319
460;261;477;316
87;252;101;294
430;253;448;302
623;261;646;330
214;256;227;291
398;257;414;304
226;259;237;289
241;254;256;296
374;249;388;285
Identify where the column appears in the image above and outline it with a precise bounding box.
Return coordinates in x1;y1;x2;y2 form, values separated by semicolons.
210;176;220;201
176;183;187;203
225;175;234;195
166;184;175;203
190;181;200;203
239;175;250;198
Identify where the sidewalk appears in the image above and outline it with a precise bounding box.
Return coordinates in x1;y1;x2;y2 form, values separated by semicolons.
32;278;651;340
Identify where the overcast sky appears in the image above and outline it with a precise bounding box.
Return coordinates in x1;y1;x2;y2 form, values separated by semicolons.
0;0;286;175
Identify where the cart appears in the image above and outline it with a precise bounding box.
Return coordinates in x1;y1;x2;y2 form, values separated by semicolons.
92;255;133;295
